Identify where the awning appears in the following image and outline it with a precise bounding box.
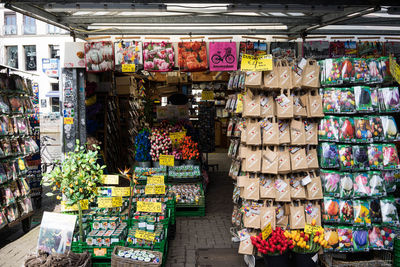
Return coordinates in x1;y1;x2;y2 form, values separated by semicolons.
45;91;60;98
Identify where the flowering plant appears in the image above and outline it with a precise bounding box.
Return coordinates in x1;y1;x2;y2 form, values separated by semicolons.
180;136;199;160
150;128;172;161
135;129;151;162
251;227;292;255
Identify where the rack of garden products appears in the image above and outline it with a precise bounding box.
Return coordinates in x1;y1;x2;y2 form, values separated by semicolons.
0;72;40;233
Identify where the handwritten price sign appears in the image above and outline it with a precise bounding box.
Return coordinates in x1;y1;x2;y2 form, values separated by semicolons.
135;230;156;241
97;197;122;208
121;64;135;72
61;199;89;212
145;185;166;195
159;155;174;166
112;187;131;197
201;90;215;100
304;224;323;234
262;223;272;240
102;175;120;185
137;201;162;213
241;54;273;71
147;176;164;185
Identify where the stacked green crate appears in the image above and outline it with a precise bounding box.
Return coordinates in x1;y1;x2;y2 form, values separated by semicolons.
395;238;400;267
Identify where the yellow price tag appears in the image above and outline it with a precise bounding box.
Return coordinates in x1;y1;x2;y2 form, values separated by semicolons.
159;155;174;166
389;55;400;84
137;201;162;213
61;199;89;212
304;224;323;234
147;176;164;185
102;175;119;185
18;158;26;171
255;54;273;71
235;93;244;113
121;64;135;72
135;230;156;241
111;187;131;197
262;223;272;240
240;54;257;71
64;117;73;124
201;90;214;100
98;197;122;208
145;185;166;195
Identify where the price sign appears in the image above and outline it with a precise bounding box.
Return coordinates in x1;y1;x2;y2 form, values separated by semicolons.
111;187;131;197
389;55;400;84
201;90;215;100
255;55;273;71
102;175;119;185
262;223;272;240
137;201;162;213
159;155;174;166
61;199;89;212
304;224;323;234
240;54;257;71
112;196;122;207
122;64;135;72
98;197;122;208
235;93;244;113
145;185;166;195
147;176;164;185
135;230;156;241
241;54;273;71
64;117;73;124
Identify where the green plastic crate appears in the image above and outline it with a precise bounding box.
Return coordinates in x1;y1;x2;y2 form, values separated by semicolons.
92;259;111;267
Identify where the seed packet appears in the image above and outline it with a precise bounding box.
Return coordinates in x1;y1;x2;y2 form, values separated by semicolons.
353;200;371;226
382;170;397;193
338;117;355;142
353;172;371;198
354;86;372;112
0;96;10;114
324;226;339;251
0;116;9;136
1;140;11;156
318;116;339;142
8;97;23;114
338;226;353;252
11;139;21;155
370;116;384;141
369;199;382;223
321;170;340;196
379;87;400;112
352;58;369;83
319;143;339;169
353;145;369;171
368;225;384;249
382;144;399;169
339;200;353;223
338;145;354;171
380;197;400;225
381;226;396;249
352;227;369;251
338;88;356;113
339;172;354;198
369;171;386;197
368;144;383;170
368;58;384;83
381;116;399;140
341;58;354;83
354;117;373;142
322;197;340;222
371;88;379;111
322;88;339;113
16;117;28;135
323;59;342;85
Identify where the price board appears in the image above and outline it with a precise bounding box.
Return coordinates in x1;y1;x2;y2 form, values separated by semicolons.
61;199;89;212
97;197;122;208
121;64;135;72
145;185;166;195
135;230;156;242
159;155;174;166
147;176;164;185
201;90;215;101
111;187;131;197
137;201;162;213
255;55;273;71
240;54;257;71
102;175;119;185
64;117;73;124
304;224;323;234
241;54;273;71
262;223;272;240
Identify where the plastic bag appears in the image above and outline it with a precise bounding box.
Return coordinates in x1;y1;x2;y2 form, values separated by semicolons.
322;88;339;113
353;200;371;226
338;145;354;171
368;226;384;249
338;87;355;113
354;117;373;142
352;58;369;83
318;116;339;142
353;173;370;198
381;226;396;249
380;197;400;225
369;171;386;197
353;145;369;171
369;199;382;223
322;197;340;222
379;87;400;112
370;116;384;142
339;200;353;223
383;170;397;193
337;226;353;252
382;144;399;169
354;86;372;112
368;144;383;170
352;228;369;251
321;170;340;196
323;227;339;251
382;116;399;140
319;143;339;169
339;172;354;198
338;117;355;142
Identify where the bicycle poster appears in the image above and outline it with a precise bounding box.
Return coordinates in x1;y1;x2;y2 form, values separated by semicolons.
209;42;237;71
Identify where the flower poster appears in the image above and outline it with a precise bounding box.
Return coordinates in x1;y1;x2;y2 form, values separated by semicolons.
114;41;143;66
209;42;237;71
84;41;114;72
178;41;207;71
143;42;174;72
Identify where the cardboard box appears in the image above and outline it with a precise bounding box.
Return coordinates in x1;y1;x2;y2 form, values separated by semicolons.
167;72;180;84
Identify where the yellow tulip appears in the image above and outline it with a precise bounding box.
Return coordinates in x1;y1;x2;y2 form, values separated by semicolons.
306;245;310;249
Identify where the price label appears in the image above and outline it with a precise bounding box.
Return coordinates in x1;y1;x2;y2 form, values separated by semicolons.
135;230;156;241
98;197;122;208
235;93;244;113
241;54;257;71
262;223;272;240
145;185;166;195
61;199;89;212
255;55;273;71
111;187;131;197
137;201;162;213
389;55;400;84
102;175;119;185
121;64;135;72
64;117;73;124
201;90;215;100
241;54;273;71
94;248;107;256
159;155;174;166
304;224;323;234
147;176;164;185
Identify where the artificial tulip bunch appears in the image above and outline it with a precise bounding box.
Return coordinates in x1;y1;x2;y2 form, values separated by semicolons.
180;136;200;160
172;148;182;160
150;128;172;161
250;227;293;255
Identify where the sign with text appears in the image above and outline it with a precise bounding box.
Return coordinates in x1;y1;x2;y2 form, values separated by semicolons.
209;42;237;71
262;223;272;240
121;64;136;72
389;55;400;85
102;175;119;185
135;230;156;241
64;117;73;125
241;54;273;71
136;201;162;213
159;155;174;166
145;185;166;195
93;248;107;257
97;197;122;208
111;187;131;197
201;90;215;101
304;224;323;235
147;176;165;185
61;199;89;212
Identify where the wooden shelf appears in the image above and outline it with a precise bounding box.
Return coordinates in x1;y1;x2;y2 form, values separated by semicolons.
7;211;34;228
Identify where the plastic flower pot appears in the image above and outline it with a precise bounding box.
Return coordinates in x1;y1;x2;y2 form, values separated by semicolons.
293;252;318;267
137;161;151;167
153;161;160;168
185;159;198;165
263;252;290;267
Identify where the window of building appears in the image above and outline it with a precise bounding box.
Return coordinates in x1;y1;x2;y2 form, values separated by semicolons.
4;13;17;35
23;15;36;35
24;45;37;71
49;45;60;59
47;24;66;34
50;97;59;112
6;46;18;68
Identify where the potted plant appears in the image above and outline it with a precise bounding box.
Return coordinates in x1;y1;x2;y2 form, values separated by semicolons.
251;227;292;267
180;136;199;165
43;140;106;242
284;220;328;267
135;129;151;167
172;148;183;166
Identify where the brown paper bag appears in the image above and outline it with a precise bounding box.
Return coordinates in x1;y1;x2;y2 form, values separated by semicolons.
260;201;276;230
276;89;294;119
278;59;293;89
306;172;323;200
306;146;319;169
276;215;288;229
263;61;279;89
262;146;278;174
307;89;324;118
290;203;306;229
243;90;261;118
245;147;262;173
260;175;276;199
237;175;249;188
305;202;322;226
278;147;291;174
290;174;307;199
246;119;261;145
293;91;308;117
240;127;247;144
238;236;254;255
243;177;260;200
290;147;308;171
290;118;306;145
243;211;261;229
304;120;318;145
261;118;279;145
291;61;303;89
274;176;291;202
260;95;275;118
302;59;320;89
245;71;263;88
278;120;291;144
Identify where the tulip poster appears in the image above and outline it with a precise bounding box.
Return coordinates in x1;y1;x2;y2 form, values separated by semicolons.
178;41;208;71
114;41;143;66
143;42;174;72
209;42;237;71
